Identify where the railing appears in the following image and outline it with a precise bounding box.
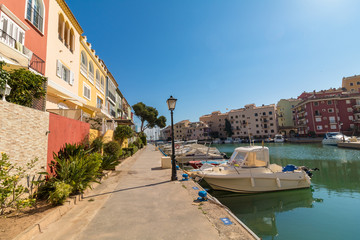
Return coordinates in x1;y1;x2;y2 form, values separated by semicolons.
0;29;17;49
108;91;116;103
89;72;94;83
26;2;43;32
80;64;87;77
29;53;45;75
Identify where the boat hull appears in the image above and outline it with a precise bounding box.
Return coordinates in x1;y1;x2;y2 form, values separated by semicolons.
202;172;310;193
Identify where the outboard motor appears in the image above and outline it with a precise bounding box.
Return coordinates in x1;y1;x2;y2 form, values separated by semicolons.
298;166;320;178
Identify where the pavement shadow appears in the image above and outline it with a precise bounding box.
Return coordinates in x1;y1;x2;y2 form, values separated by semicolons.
83;180;170;199
151;167;165;171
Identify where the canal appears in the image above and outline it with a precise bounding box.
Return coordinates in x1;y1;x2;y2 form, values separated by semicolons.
207;143;360;240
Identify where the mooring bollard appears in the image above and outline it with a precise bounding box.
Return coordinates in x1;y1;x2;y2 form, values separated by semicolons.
182;173;189;181
197;190;208;201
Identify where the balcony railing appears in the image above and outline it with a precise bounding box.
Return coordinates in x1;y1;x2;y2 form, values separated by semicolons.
0;29;16;49
29;53;45;75
26;2;43;32
108;91;116;103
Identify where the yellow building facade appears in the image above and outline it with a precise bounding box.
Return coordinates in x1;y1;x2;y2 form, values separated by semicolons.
342;75;360;93
78;36;108;118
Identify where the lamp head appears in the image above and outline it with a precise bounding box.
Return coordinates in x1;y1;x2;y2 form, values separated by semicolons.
167;96;177;111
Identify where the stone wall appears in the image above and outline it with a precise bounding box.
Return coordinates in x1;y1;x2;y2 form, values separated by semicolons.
0;101;49;176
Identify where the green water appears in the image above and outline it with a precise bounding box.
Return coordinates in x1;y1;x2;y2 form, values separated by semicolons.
206;143;360;240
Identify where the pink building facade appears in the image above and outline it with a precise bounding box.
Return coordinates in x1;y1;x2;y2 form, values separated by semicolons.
294;89;360;136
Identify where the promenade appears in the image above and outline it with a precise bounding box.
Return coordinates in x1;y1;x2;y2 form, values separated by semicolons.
32;145;254;240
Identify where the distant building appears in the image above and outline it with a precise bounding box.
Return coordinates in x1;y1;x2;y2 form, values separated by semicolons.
294;89;360;136
342;75;360;93
228;104;278;139
185;121;211;141
199;111;229;138
159;126;171;141
144;127;160;141
277;99;301;136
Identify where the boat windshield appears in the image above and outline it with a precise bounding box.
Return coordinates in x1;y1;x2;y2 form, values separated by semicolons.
327;132;341;137
229;151;247;164
243;150;268;167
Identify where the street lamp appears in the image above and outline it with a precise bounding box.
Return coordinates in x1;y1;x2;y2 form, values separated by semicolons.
167;96;178;181
0;81;11;101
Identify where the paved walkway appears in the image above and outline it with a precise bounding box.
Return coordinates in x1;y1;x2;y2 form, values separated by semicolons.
34;145;222;240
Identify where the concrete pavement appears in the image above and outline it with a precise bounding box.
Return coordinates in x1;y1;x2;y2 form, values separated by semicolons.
33;145;232;240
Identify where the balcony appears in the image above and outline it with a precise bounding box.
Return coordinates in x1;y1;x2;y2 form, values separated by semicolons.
0;29;31;67
29;53;45;75
108;91;116;103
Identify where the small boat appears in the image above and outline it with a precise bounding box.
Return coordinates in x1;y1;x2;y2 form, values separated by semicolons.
189;160;228;169
322;132;349;146
233;138;242;143
190;146;313;193
224;137;233;144
274;134;284;143
212;138;223;144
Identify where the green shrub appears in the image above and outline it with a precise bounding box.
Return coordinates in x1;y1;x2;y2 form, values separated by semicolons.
49;181;72;205
51;144;102;194
101;155;120;170
103;141;121;158
133;138;143;149
113;125;133;147
0;153;39;215
90;137;103;153
139;133;147;146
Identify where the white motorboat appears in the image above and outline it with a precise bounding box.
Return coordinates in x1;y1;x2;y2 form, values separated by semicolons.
322;132;349;146
224;137;233;144
233;138;242;143
212;138;223;144
190;146;312;193
274;134;284;143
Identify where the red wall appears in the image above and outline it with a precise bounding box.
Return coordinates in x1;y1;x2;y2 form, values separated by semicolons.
1;0;49;68
47;113;90;172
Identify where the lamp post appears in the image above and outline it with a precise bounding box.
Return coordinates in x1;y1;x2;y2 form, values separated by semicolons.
0;81;11;101
167;96;178;181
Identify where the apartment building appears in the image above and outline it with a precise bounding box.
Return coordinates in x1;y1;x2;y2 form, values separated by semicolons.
228;104;278;139
45;0;83;110
0;0;48;76
173;120;190;140
277;98;301;136
342;75;360;93
185;121;211;141
294;89;360;136
199;111;228;138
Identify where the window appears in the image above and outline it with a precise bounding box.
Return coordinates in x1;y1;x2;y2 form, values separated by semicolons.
346;100;351;104
256;124;259;128
349;116;354;121
330;125;337;130
329;116;336;124
350;83;354;86
56;60;74;85
254;113;258;117
314;102;319;106
317;125;323;130
316;117;321;122
80;51;88;76
315;110;320;116
26;0;45;32
88;61;94;83
347;108;353;112
269;111;272;115
69;29;74;52
96;97;103;109
328;108;334;113
96;70;100;88
100;76;104;91
271;130;274;133
83;83;91;100
327;100;332;105
58;14;64;40
357;82;360;85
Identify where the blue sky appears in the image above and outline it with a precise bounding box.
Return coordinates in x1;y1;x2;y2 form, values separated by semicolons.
67;0;360;126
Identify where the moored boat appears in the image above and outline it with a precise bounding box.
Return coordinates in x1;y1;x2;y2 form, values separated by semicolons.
322;132;349;146
274;134;284;143
190;146;314;193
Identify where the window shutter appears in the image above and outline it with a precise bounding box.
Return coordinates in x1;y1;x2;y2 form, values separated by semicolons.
56;60;62;77
70;70;75;85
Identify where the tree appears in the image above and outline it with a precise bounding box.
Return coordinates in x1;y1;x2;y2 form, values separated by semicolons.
113;125;133;147
7;68;47;107
132;102;166;132
225;119;234;137
209;131;219;139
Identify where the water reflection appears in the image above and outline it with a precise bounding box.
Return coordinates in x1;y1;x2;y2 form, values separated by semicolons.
212;189;322;239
